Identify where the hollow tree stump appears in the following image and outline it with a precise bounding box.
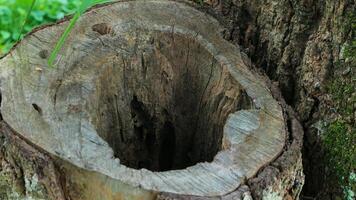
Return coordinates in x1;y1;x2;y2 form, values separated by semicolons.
0;0;304;199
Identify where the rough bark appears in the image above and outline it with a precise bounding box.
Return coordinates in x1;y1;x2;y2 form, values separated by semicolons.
0;0;304;199
200;0;355;199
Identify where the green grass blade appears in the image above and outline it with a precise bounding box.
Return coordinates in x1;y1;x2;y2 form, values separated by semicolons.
48;0;97;68
47;12;80;67
18;0;37;41
47;0;111;68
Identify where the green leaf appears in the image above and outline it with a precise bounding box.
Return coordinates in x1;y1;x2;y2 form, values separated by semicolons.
0;30;10;40
31;10;45;21
16;7;27;16
11;32;20;40
0;6;12;24
55;12;65;19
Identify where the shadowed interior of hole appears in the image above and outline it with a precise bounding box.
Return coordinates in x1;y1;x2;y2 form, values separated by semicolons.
92;31;253;172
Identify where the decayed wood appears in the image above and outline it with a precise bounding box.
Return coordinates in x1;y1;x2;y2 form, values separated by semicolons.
0;0;288;199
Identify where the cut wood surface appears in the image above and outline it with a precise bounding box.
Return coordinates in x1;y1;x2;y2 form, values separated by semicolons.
0;0;287;198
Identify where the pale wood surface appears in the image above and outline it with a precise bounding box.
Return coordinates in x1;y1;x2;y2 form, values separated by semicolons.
0;0;286;197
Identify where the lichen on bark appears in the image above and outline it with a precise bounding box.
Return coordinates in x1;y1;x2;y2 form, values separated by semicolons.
0;123;66;200
200;0;355;199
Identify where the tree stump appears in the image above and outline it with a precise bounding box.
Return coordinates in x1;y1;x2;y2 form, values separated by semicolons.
0;1;303;199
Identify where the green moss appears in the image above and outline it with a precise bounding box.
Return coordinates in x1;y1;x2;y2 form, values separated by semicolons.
0;162;25;200
323;8;356;200
323;119;355;200
323;121;355;183
328;78;354;120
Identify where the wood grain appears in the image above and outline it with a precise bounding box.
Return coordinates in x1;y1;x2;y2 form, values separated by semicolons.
0;0;286;198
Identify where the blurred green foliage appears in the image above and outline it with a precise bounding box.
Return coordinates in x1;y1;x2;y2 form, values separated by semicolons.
0;0;81;54
0;0;80;54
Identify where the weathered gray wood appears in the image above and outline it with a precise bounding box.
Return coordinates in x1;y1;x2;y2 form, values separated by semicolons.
0;0;287;199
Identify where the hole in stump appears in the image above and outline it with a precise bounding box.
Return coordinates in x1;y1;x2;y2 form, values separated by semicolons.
88;32;253;172
32;104;42;115
92;23;112;35
39;50;48;59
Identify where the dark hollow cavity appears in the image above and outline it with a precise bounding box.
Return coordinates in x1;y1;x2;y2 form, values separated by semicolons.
86;31;253;171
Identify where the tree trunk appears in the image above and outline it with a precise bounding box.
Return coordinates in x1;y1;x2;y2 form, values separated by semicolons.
0;1;304;199
201;0;355;199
